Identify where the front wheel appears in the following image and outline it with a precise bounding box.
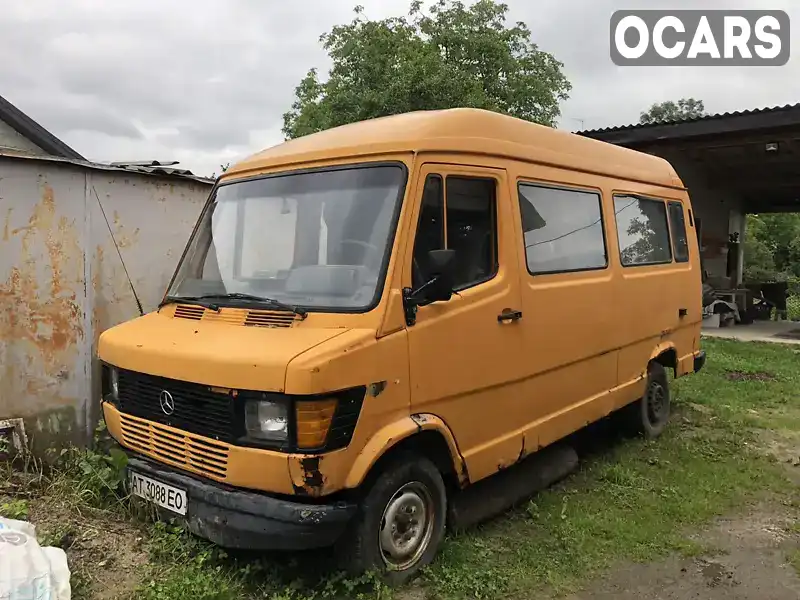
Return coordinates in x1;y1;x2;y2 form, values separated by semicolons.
336;455;447;585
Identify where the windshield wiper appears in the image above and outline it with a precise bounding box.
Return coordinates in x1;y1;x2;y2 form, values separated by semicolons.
158;295;223;312
171;293;308;318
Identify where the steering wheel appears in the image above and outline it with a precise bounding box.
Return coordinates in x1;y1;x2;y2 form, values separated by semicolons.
339;239;381;268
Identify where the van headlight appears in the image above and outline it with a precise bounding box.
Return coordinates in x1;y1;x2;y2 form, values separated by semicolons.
244;399;288;442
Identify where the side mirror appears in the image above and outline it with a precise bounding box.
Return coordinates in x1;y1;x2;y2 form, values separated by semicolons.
428;248;456;273
411;249;456;305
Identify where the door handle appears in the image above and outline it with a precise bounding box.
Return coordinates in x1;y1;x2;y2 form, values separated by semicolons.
678;308;688;318
498;309;523;323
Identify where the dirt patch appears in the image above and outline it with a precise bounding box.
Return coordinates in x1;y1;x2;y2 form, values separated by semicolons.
64;517;146;600
563;414;800;600
15;486;148;600
759;429;800;467
564;505;800;600
773;329;800;341
724;370;776;382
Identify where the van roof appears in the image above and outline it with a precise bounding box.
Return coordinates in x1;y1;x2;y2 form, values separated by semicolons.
226;108;684;189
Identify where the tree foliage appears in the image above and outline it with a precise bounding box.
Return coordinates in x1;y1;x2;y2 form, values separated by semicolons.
282;0;571;139
744;213;800;282
639;98;707;125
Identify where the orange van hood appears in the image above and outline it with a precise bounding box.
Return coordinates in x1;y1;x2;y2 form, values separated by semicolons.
98;311;350;392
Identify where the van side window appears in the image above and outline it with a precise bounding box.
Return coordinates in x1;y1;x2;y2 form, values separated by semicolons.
411;175;498;291
667;201;689;263
614;195;672;266
518;183;607;274
446;177;498;290
411;175;445;289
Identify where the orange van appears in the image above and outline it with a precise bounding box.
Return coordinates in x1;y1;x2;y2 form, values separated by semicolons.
99;108;705;582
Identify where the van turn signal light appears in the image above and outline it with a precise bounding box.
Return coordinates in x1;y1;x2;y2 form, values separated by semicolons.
296;399;338;449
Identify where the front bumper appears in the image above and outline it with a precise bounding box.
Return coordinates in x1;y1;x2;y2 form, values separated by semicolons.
127;457;357;551
693;350;707;373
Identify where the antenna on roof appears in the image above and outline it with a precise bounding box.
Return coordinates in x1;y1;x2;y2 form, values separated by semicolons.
91;186;144;317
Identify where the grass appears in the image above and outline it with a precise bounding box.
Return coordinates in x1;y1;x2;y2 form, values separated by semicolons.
0;498;29;520
2;338;800;599
788;549;800;576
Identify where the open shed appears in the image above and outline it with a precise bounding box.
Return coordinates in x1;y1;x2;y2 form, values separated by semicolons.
580;104;800;290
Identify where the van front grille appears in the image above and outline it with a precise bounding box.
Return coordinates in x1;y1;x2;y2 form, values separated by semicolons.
119;412;229;480
171;304;299;328
116;370;236;442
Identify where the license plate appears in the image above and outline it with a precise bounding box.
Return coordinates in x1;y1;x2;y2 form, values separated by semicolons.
129;471;187;516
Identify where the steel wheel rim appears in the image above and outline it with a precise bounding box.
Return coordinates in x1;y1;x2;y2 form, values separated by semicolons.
646;381;667;425
379;481;435;571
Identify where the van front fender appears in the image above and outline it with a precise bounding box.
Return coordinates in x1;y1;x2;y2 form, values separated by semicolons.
344;414;468;489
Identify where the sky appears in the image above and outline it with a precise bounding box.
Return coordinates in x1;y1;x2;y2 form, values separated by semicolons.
1;0;799;178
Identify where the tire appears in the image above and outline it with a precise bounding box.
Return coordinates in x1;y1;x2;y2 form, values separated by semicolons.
620;362;671;439
336;455;447;586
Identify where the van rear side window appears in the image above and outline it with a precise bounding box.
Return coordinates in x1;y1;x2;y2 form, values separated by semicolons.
518;183;607;274
667;201;690;263
614;195;672;266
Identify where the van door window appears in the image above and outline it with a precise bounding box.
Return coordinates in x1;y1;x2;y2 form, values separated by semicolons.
412;175;498;291
518;183;607;274
614;195;673;266
446;177;498;290
667;201;690;263
411;175;444;289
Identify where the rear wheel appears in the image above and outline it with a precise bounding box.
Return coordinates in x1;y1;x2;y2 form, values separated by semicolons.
620;362;671;438
337;455;447;585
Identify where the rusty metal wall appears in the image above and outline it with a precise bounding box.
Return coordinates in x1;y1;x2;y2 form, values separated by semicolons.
0;156;211;450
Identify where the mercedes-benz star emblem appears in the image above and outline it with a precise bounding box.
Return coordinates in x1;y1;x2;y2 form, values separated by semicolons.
159;390;175;416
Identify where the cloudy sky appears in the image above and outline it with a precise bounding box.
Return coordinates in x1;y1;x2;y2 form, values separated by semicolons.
1;0;798;177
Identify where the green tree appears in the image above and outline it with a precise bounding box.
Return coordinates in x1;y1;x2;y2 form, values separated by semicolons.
639;98;707;125
282;0;571;139
743;215;780;281
209;162;231;179
743;213;800;281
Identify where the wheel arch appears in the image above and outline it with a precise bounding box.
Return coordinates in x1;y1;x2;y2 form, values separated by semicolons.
650;343;678;376
344;414;468;490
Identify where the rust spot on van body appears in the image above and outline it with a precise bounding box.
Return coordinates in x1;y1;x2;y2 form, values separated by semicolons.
292;456;325;496
368;381;387;397
410;413;428;425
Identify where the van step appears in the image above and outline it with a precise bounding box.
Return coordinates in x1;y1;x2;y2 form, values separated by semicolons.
447;443;579;531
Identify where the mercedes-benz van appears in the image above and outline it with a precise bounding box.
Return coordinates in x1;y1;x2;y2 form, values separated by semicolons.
99;108;705;582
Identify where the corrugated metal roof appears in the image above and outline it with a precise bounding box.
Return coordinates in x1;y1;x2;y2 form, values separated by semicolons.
110;160;198;178
578;103;800;136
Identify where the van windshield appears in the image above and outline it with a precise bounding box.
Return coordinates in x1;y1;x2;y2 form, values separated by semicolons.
167;164;407;311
